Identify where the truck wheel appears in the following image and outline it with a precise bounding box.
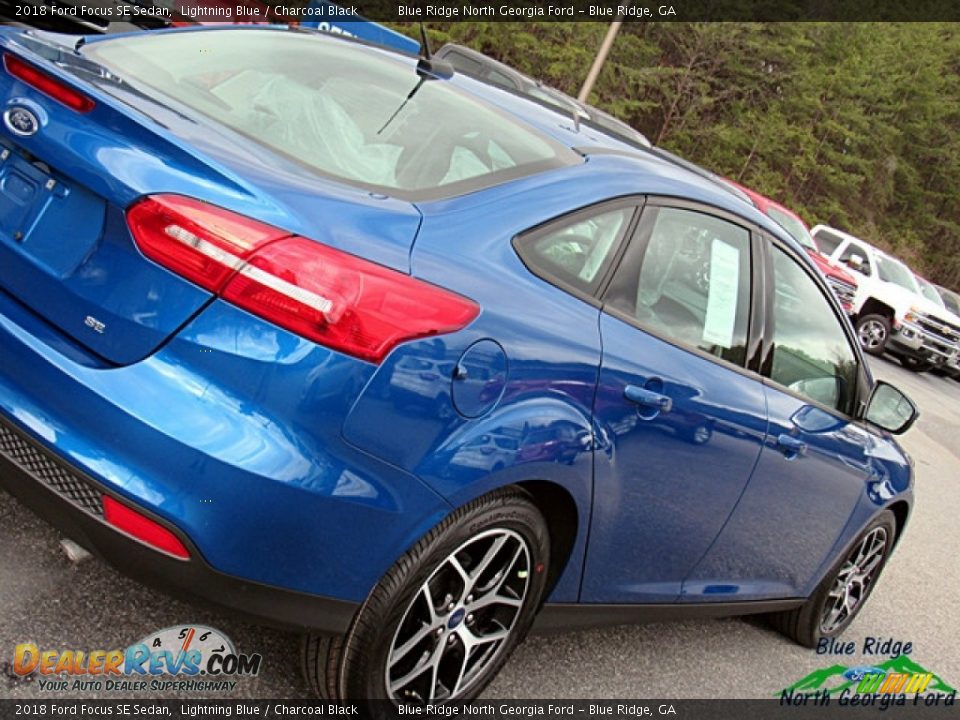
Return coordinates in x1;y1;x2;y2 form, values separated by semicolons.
855;314;891;356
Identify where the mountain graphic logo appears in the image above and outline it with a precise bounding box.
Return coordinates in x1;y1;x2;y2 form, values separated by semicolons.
779;655;956;696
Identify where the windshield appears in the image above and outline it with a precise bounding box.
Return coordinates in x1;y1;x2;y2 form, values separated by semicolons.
916;277;945;307
81;29;577;199
875;256;920;293
765;206;816;250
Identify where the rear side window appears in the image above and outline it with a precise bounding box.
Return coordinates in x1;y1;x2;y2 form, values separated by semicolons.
81;30;578;199
604;207;752;366
515;207;634;297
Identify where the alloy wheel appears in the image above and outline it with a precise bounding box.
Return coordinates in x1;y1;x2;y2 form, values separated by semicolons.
858;320;887;350
819;527;888;635
386;528;531;702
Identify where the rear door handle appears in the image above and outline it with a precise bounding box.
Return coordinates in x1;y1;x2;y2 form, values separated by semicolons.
776;434;808;457
624;385;673;413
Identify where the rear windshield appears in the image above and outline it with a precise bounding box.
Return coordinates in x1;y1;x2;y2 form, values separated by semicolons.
81;29;578;199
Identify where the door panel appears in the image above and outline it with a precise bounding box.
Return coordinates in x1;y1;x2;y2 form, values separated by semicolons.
684;390;872;600
581;205;768;603
685;243;869;600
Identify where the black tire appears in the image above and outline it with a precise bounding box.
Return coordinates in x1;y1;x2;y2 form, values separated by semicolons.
855;314;891;356
302;487;550;707
769;510;896;647
898;356;933;373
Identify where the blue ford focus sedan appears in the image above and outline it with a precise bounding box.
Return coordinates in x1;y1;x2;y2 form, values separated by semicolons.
0;25;918;703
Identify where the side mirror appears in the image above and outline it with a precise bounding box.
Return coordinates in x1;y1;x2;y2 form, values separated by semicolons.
846;254;865;271
864;381;918;434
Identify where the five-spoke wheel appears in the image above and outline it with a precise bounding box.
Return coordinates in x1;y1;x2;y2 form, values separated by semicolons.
302;488;550;707
387;529;530;702
819;526;889;635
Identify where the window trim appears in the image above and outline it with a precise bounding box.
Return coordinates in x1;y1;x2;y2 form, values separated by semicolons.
598;199;760;377
758;234;869;420
511;196;644;308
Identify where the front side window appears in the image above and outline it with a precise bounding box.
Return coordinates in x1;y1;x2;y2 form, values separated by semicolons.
768;248;859;414
605;207;752;366
516;207;634;296
838;241;872;276
81;30;577;198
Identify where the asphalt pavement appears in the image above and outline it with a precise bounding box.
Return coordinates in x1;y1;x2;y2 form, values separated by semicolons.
1;356;958;700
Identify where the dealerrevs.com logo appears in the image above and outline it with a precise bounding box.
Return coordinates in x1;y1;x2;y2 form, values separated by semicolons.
13;625;262;693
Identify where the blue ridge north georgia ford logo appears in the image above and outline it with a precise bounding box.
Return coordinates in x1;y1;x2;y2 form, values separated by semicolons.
3;106;39;136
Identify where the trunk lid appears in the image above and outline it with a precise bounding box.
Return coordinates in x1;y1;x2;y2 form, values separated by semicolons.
0;28;421;365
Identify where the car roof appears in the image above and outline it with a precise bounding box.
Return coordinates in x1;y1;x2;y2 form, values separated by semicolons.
725;180;808;226
813;226;916;268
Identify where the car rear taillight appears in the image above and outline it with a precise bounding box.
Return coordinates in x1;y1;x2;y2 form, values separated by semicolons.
127;195;479;363
102;495;190;560
3;54;95;113
127;195;290;292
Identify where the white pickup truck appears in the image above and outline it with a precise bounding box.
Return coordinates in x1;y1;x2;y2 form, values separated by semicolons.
810;225;960;372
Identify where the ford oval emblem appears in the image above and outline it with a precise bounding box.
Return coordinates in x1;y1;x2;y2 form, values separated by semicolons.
3;106;39;137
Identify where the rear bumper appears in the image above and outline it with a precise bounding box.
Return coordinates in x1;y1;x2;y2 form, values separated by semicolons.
0;415;358;634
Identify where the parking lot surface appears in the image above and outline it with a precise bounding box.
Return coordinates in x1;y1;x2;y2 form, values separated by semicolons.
1;357;958;699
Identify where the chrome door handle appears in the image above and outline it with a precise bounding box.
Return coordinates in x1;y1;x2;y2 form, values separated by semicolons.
624;385;673;413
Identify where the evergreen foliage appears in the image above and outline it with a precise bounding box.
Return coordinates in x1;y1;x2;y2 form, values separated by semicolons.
396;22;960;289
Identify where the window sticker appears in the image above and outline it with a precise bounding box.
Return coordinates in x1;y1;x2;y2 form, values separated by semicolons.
701;238;741;348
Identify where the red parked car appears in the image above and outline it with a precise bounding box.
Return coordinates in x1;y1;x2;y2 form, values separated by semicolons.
726;181;859;313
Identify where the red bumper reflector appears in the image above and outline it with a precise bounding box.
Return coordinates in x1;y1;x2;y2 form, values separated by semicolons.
3;54;95;113
102;495;190;560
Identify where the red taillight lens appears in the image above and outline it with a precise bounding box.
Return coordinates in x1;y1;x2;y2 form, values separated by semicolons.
221;235;480;363
127;195;479;363
127;195;291;292
102;495;190;560
3;53;95;113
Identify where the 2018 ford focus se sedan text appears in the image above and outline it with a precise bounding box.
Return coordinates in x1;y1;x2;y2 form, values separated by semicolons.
0;26;919;705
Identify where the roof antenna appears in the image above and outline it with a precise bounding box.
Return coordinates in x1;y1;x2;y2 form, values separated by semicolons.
378;21;455;135
419;22;432;60
414;22;454;80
